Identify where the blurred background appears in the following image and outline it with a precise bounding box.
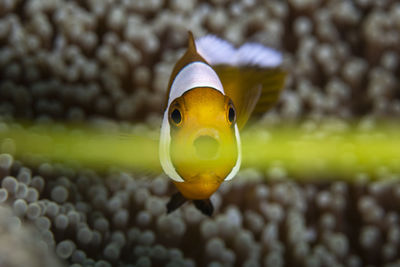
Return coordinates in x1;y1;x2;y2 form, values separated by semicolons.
0;0;399;266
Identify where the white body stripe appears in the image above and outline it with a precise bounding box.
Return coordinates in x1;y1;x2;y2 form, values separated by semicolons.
168;62;224;106
159;61;241;183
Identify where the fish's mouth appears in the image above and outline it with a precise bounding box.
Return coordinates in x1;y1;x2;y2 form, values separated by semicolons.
193;135;219;159
192;128;221;160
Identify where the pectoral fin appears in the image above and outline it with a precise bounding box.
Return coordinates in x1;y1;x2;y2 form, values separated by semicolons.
167;193;214;216
193;199;214;216
166;192;188;213
214;65;286;129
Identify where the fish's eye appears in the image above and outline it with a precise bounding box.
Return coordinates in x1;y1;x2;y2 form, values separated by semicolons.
228;105;236;124
170;108;182;125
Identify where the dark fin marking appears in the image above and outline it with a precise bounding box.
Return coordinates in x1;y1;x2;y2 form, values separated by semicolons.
236;85;261;129
166;192;188;213
193;199;214;216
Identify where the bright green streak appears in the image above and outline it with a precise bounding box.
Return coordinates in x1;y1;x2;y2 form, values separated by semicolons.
1;122;399;178
242;126;400;179
0;124;160;172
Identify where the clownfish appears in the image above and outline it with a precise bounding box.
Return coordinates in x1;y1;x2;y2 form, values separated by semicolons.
160;32;286;215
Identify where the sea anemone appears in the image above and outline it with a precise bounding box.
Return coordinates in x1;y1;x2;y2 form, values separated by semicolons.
0;0;399;266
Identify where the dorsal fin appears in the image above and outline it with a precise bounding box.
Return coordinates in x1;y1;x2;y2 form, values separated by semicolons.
195;34;286;129
187;31;197;54
164;32;209;107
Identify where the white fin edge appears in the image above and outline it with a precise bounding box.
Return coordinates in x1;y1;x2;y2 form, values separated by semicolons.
195;35;236;66
196;35;282;68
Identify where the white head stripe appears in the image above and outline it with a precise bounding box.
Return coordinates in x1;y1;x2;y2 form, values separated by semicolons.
224;124;241;181
168;61;224;106
159;110;185;182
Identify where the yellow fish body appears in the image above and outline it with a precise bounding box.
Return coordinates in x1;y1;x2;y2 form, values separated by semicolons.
160;32;285;215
